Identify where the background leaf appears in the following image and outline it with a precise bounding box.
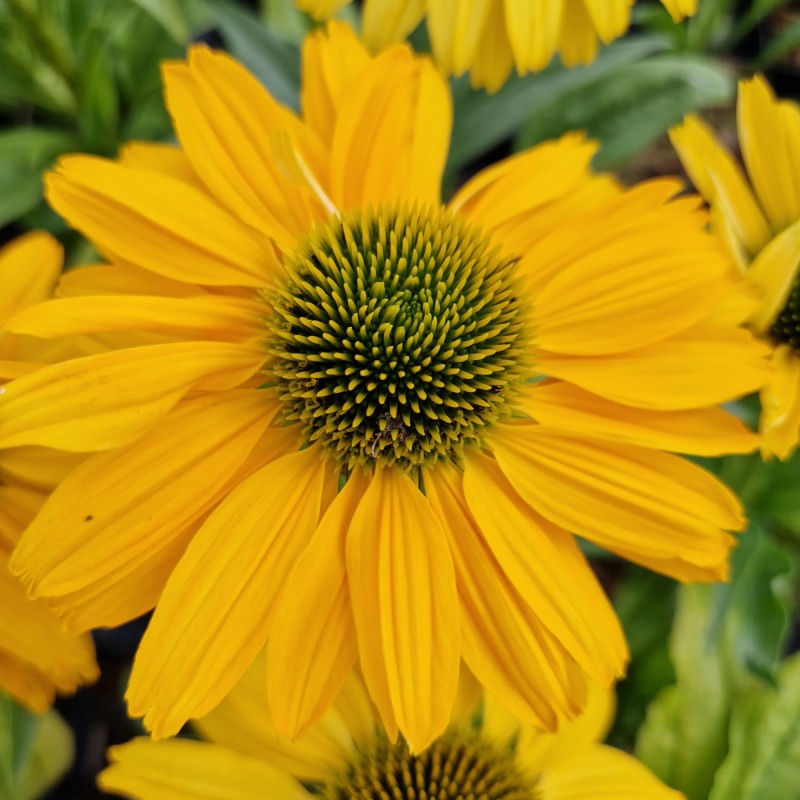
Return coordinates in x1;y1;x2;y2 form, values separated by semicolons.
635;525;796;800
516;53;733;169
201;0;301;110
447;36;667;175
710;655;800;800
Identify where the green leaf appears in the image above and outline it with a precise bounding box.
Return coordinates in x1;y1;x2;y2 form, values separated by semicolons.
0;695;40;797
636;584;731;800
260;0;314;44
710;654;800;800
0;127;75;225
202;0;301;111
0;697;72;800
635;525;795;800
123;0;189;43
447;36;667;174
608;568;676;747
76;26;120;155
756;18;800;70
715;528;794;686
517;53;733;169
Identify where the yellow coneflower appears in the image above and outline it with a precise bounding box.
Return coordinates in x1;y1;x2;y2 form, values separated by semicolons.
671;76;800;459
0;232;98;712
4;24;769;750
298;0;699;91
99;659;684;800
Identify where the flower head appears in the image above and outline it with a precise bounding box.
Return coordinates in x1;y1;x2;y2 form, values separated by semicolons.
0;232;98;712
671;76;800;459
5;25;769;750
298;0;698;91
99;659;684;800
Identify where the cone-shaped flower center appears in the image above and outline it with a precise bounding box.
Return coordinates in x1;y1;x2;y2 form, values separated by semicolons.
268;203;527;470
326;733;533;800
771;278;800;353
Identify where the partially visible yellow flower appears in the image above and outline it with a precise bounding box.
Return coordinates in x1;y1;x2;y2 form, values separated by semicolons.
99;659;683;800
671;76;800;459
4;25;769;752
0;232;98;712
298;0;699;91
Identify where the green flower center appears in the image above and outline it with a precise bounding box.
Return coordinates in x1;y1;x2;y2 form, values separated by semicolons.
325;732;533;800
770;278;800;353
268;203;528;470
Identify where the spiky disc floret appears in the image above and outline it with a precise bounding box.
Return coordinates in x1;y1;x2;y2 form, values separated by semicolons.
326;732;534;800
771;277;800;354
267;202;528;470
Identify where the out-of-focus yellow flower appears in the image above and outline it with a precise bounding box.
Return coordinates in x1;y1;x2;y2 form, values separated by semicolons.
298;0;699;91
672;76;800;459
99;661;684;800
5;23;767;752
0;232;98;712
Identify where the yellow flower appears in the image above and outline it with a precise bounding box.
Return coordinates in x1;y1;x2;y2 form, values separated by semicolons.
297;0;699;91
5;24;768;750
0;232;98;712
99;659;683;800
671;76;800;460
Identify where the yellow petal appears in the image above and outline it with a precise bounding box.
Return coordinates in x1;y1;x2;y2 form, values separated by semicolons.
330;46;450;209
296;0;350;19
300;22;370;148
466;1;516;92
0;446;82;491
738;76;800;232
746;217;800;333
12;391;276;603
536;743;684;800
126;447;326;738
582;0;632;43
41;426;300;632
425;466;587;730
502;0;563;73
42;424;308;629
427;0;493;77
163;45;327;245
346;468;460;752
363;0;425;51
5;294;262;342
268;472;369;739
515;178;683;295
0;342;264;451
0;652;56;714
533;228;729;355
196;651;356;784
451;134;598;232
118;141;203;190
99;739;310;800
521;382;758;456
0;553;98;705
58;262;202;298
660;0;697;20
537;324;771;410
669;115;770;258
558;0;600;67
462;451;627;687
0;232;62;320
0;485;46;548
515;681;615;774
760;343;800;460
46;156;278;287
488;423;742;581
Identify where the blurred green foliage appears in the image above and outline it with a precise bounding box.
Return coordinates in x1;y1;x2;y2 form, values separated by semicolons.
0;696;74;800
